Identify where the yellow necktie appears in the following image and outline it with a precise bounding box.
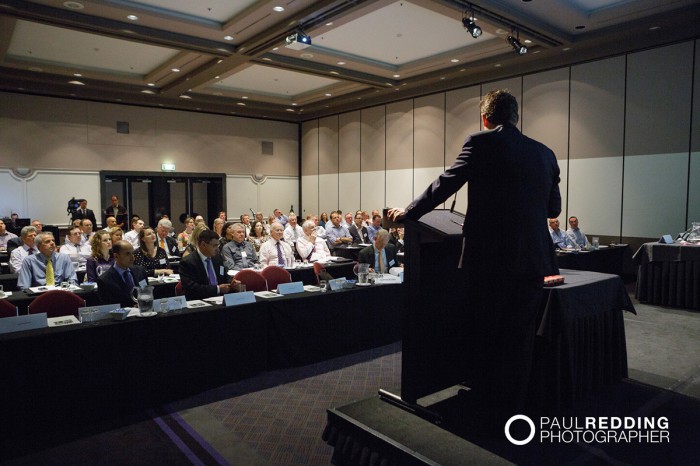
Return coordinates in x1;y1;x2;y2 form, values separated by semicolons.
160;238;165;249
45;257;55;286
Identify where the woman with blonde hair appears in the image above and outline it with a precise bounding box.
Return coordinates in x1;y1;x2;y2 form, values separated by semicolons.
86;229;114;282
182;222;209;257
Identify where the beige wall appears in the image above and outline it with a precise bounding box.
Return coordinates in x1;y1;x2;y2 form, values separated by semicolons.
300;39;700;242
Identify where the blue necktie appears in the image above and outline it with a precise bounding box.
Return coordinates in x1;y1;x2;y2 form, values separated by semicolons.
123;269;135;288
276;242;285;267
206;258;217;285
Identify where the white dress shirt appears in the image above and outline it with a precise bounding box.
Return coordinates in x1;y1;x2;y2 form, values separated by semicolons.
283;224;304;244
9;244;39;273
60;241;92;263
123;229;140;248
259;238;294;267
296;235;332;262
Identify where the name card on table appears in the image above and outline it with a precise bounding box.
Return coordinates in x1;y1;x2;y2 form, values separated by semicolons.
328;278;347;291
160;296;187;311
277;281;305;295
0;313;47;334
374;274;402;284
224;291;256;306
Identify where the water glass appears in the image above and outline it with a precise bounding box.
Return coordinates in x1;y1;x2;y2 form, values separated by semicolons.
237;283;246;293
0;284;5;298
156;271;165;282
61;281;70;290
295;259;302;268
592;237;600;250
80;308;96;324
158;298;170;314
319;280;327;292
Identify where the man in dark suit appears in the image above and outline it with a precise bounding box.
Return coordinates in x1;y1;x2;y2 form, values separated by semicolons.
179;229;236;300
156;218;181;258
71;199;98;228
348;211;370;245
389;89;561;427
96;240;148;307
358;229;398;273
103;195;128;229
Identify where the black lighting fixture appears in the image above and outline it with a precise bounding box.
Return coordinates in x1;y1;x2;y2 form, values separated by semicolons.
285;30;311;50
462;10;481;38
507;31;527;55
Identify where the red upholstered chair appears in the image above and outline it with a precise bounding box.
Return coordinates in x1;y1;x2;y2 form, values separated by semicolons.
175;281;183;297
0;299;18;318
313;262;326;286
260;266;291;291
27;290;86;318
235;270;268;292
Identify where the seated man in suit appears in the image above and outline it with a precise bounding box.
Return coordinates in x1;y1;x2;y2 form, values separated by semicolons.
96;240;148;307
156;218;181;258
358;229;399;274
179;229;237;300
222;223;259;270
348;211;370;244
18;231;77;289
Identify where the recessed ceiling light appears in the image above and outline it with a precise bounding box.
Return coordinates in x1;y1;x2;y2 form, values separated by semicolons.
286;108;295;112
337;61;346;65
562;47;571;51
73;73;82;77
440;77;445;80
393;74;400;78
291;103;298;106
213;92;223;96
127;15;138;21
325;93;332;97
450;59;459;63
649;26;661;31
29;67;43;72
494;64;502;67
523;39;532;44
141;90;155;94
179;95;191;99
63;1;84;10
224;35;234;41
237;102;246;106
171;68;180;72
330;71;339;75
147;82;155;86
68;80;85;85
242;96;249;99
215;76;220;79
262;57;272;61
533;50;541;54
217;59;223;64
273;6;284;12
300;53;314;59
495;28;508;35
326;22;333;26
272;47;279;51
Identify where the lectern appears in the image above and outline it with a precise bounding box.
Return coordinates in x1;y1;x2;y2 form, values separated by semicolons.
396;209;467;404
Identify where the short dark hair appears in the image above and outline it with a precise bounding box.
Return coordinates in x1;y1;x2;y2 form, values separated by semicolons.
480;89;519;126
198;229;220;245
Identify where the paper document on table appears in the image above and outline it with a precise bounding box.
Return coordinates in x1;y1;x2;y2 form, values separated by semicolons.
186;300;211;309
48;316;80;327
304;285;321;292
203;296;224;305
254;291;281;299
0;291;14;299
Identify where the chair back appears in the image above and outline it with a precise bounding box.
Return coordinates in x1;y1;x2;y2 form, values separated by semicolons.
27;290;86;318
260;266;291;291
175;281;183;296
235;270;268;292
0;299;18;318
313;262;325;285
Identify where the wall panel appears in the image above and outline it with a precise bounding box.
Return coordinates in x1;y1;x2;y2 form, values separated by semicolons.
318;116;339;216
259;177;299;219
338;111;361;213
361;106;386;210
301;121;319;216
688;40;700;228
226;175;259;219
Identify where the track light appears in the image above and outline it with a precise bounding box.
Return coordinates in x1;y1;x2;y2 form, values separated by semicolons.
462;17;482;38
507;35;527;55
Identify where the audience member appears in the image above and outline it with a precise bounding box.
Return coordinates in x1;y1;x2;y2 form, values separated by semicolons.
96;240;148;307
319;212;328;228
218;211;227;221
310;214;326;239
103;195;127;228
133;226;172;277
367;214;382;242
259;222;294;267
156;218;180;258
566;216;590;248
31;220;43;232
389;227;405;253
213;217;224;237
60;225;92;263
240;214;252;238
86;229;114;282
283;213;304;245
325;211;352;249
124;217;144;248
179;229;237;300
358;229;399;273
71;199;97;227
549;218;575;249
344;212;354;229
182;222;209;257
194;215;205;225
349;212;370;244
109;227;123;244
296;220;332;262
81;218;95;241
177;217;195;250
105;216;117;230
222;223;260;270
0;219;18;249
248;220;269;252
18;232;76;289
273;208;288;226
9;226;38;273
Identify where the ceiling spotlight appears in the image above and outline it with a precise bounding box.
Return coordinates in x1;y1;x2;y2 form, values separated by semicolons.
462;17;482;38
507;35;527;55
273;6;284;12
223;35;234;41
68;80;85;85
285;32;311;50
127;15;138;21
171;68;180;72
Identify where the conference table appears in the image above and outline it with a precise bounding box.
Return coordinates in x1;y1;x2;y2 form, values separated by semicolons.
555;244;629;276
634;242;700;311
0;260;357;315
0;281;403;458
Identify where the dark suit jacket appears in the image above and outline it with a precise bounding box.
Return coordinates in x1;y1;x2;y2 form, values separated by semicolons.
179;251;229;301
72;208;98;227
348;224;370;244
158;234;181;257
103;204;128;228
358;243;399;271
96;265;148;307
405;123;561;277
5;236;23;254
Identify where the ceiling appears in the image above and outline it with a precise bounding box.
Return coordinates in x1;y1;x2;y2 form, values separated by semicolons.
0;0;698;122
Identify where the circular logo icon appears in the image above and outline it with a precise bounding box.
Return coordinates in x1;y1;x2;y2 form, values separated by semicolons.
505;414;536;445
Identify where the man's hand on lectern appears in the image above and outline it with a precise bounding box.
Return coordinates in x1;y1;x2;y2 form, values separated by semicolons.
387;208;406;222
